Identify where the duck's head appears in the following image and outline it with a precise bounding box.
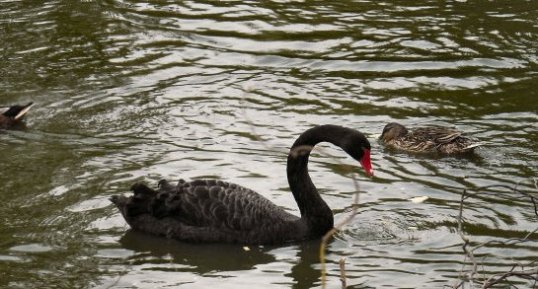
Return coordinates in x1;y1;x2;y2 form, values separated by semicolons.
380;122;408;142
2;102;33;120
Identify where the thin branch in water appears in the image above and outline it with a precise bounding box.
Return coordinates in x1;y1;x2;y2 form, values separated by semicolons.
454;180;538;289
289;145;314;158
482;267;538;288
339;257;347;289
457;189;478;281
507;179;538;219
320;173;361;289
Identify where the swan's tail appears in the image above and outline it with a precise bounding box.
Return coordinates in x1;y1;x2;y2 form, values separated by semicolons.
110;183;158;222
2;102;34;120
111;182;186;238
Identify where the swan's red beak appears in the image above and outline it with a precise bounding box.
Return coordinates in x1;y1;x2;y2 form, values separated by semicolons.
360;149;373;177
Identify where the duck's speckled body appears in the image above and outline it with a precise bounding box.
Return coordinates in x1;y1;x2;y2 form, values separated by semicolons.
380;122;482;154
0;102;33;129
111;125;373;245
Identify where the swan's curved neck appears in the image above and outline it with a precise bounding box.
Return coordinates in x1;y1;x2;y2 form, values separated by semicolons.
287;125;357;234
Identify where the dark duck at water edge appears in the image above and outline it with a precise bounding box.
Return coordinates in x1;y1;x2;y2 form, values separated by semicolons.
111;125;373;245
380;122;483;154
0;102;33;129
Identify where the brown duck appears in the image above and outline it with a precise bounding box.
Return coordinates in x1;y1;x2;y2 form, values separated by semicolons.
380;122;483;154
0;102;33;129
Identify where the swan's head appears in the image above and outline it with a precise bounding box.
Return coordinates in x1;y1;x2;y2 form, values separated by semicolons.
342;131;373;177
290;125;374;177
380;122;408;143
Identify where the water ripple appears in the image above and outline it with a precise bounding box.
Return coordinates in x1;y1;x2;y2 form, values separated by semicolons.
1;0;537;288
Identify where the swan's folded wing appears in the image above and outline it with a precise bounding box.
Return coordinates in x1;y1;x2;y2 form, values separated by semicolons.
159;179;296;232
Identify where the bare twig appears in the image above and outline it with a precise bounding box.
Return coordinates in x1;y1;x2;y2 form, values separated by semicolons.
289;145;315;158
339;257;347;289
456;189;478;283
453;180;538;289
320;172;361;289
482;267;538;288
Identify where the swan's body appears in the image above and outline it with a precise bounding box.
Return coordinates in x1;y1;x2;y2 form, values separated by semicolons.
114;180;308;244
380;122;483;154
0;102;33;129
111;125;373;245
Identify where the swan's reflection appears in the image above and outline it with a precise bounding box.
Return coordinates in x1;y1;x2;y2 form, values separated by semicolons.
119;230;329;287
287;240;322;289
119;230;276;272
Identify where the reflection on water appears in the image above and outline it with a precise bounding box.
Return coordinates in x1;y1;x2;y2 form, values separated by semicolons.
95;231;324;289
119;230;277;272
1;0;537;288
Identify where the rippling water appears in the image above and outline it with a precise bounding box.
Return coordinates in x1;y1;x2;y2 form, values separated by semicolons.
1;1;537;288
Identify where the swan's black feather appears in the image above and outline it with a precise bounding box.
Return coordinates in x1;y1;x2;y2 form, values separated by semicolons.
111;125;372;245
113;179;303;244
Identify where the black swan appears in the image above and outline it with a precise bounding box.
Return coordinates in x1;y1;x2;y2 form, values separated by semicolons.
380;122;483;154
0;102;33;129
111;125;373;245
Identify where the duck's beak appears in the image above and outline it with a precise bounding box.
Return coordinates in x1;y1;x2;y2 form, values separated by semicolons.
14;102;34;120
360;149;374;177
